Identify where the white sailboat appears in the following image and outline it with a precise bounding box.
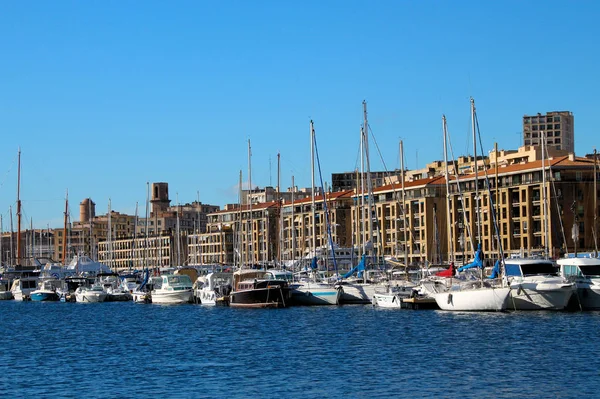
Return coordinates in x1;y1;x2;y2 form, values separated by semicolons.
429;100;510;311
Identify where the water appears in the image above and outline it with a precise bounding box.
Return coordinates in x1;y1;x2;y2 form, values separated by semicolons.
0;302;598;399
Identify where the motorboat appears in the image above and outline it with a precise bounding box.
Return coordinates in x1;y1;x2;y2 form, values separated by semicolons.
58;276;91;302
557;257;600;310
30;279;61;302
95;273;132;302
151;274;193;305
229;269;291;308
193;272;232;306
504;258;575;310
372;282;416;309
0;278;13;300
75;284;108;303
10;271;40;301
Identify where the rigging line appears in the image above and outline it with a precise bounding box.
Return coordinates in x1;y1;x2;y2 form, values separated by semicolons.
543;138;568;256
0;153;18;193
446;124;475;254
474;112;505;264
366;124;420;263
312;130;338;275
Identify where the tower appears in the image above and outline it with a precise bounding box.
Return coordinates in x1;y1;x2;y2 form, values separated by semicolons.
151;182;170;215
80;198;96;223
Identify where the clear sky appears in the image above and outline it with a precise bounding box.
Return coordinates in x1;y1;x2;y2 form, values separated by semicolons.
1;1;598;229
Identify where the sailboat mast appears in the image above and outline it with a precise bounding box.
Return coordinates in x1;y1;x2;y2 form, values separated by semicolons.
16;148;22;265
442;116;454;263
400;140;408;268
9;207;14;266
277;151;282;264
132;202;138;270
62;190;69;264
471;98;482;246
89;199;94;259
291;175;296;262
360;127;366;254
363;101;376;256
310;121;317;258
248;139;253;265
0;215;2;266
541;130;549;259
238;170;243;268
108;198;112;271
594;149;598;257
144;182;149;269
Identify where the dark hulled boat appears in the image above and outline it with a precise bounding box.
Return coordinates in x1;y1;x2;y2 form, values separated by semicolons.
229;270;291;308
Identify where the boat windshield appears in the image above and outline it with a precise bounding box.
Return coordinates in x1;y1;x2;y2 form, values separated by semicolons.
167;275;192;285
264;271;293;282
579;265;600;277
505;262;557;277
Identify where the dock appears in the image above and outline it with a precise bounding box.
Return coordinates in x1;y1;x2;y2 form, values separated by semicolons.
402;296;438;310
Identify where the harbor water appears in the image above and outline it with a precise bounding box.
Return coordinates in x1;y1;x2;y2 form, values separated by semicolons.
1;302;598;398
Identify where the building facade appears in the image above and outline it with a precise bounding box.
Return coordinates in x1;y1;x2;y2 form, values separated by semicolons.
523;111;574;152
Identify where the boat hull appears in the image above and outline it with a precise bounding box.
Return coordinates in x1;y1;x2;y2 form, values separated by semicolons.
30;292;60;302
76;292;107;303
230;287;291;308
0;291;14;300
372;293;403;308
573;286;600;310
337;283;375;304
433;287;510;311
508;284;574;310
151;290;193;305
290;284;340;306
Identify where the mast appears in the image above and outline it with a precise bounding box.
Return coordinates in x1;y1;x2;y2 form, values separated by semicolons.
0;215;3;266
9;207;14;266
89;199;94;259
62;190;69;264
291;175;296;263
471;98;482;246
360;127;366;254
594;149;598;257
16;148;22;265
132;202;138;271
238;170;243;268
541;130;549;259
108;198;112;271
277;151;282;264
144;182;149;269
196;191;200;265
176;194;181;266
442;116;454;263
400;140;408;268
495;142;499;256
310;121;317;258
363;101;376;255
248;139;253;265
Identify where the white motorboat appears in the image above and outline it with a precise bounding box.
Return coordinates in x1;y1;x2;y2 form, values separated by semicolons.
372;282;416;309
194;272;232;306
75;285;107;303
0;278;13;300
504;258;575;310
10;273;40;301
151;274;193;305
557;257;600;310
95;273;132;302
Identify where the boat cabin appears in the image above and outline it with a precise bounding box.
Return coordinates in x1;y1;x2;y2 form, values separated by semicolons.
504;259;558;277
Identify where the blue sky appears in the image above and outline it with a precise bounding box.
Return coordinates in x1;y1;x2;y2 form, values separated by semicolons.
1;1;598;229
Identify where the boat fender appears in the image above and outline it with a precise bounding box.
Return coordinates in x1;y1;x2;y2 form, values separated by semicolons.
517;285;522;296
447;293;452;304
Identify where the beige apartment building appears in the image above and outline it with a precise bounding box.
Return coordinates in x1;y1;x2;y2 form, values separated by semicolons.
97;233;179;272
523;111;574;152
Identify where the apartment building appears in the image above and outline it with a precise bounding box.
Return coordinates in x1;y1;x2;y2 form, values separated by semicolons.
523;111;574;152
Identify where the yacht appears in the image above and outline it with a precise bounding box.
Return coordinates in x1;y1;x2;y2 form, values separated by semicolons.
0;278;13;300
557;257;600;310
151;274;193;305
30;279;61;302
10;271;40;301
229;269;291;308
504;258;575;310
194;272;232;306
95;273;132;302
75;284;108;303
372;282;416;309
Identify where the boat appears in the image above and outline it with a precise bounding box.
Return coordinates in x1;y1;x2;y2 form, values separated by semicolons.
10;271;40;301
95;272;132;302
229;269;291;308
58;276;90;302
372;281;417;308
151;274;193;305
193;272;232;306
75;284;108;303
504;258;574;310
132;269;152;303
0;278;13;300
288;259;341;306
557;257;600;310
30;279;61;302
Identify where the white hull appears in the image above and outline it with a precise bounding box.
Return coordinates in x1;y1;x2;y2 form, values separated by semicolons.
433;287;510;311
508;284;574;310
197;288;217;305
337;283;376;304
76;292;107;303
291;284;340;306
573;286;600;310
151;290;193;305
132;291;151;303
372;293;403;308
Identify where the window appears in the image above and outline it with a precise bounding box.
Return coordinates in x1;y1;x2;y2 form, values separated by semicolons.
547;117;553;122
547;124;552;130
532;125;538;131
554;124;560;129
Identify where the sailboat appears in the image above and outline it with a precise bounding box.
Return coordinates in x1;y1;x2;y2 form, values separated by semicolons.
427;100;510;311
288;120;341;306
